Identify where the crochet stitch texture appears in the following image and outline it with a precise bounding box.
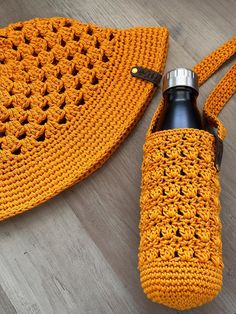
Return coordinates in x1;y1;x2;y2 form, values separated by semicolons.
0;17;169;220
139;37;236;310
140;129;222;309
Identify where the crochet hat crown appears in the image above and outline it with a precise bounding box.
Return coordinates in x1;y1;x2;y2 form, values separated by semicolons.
0;17;168;220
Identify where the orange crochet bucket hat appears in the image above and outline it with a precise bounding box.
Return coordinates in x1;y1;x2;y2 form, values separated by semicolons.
0;17;169;220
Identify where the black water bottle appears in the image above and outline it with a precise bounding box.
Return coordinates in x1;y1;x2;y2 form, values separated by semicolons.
155;68;203;130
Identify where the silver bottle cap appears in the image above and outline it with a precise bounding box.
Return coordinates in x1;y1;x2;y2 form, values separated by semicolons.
162;68;199;93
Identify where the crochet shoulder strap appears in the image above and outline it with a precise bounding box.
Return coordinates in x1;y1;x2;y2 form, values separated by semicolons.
192;37;236;141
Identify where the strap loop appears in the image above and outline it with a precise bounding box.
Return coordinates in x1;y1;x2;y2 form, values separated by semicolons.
192;37;236;86
204;63;236;141
192;37;236;141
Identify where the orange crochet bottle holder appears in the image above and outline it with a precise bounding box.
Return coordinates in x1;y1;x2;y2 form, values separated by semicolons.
139;38;236;310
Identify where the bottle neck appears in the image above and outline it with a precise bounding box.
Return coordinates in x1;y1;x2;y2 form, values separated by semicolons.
155;85;203;130
163;86;198;103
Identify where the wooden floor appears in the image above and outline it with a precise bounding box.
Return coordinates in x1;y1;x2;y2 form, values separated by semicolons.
0;0;236;313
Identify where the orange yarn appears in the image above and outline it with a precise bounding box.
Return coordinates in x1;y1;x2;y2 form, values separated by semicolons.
139;37;236;310
139;129;222;310
0;17;169;220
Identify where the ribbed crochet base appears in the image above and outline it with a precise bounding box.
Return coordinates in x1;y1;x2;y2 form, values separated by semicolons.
140;260;222;310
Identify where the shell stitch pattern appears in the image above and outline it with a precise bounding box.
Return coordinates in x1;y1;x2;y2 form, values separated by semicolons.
139;129;222;310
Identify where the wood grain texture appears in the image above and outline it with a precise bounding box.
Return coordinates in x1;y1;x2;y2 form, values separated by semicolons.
0;0;235;313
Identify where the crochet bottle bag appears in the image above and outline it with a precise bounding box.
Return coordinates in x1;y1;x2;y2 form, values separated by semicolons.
139;37;236;310
0;17;169;220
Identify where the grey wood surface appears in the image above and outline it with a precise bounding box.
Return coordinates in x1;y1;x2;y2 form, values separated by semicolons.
0;0;236;313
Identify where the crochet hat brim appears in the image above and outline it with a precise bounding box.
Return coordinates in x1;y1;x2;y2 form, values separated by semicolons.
0;17;168;220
